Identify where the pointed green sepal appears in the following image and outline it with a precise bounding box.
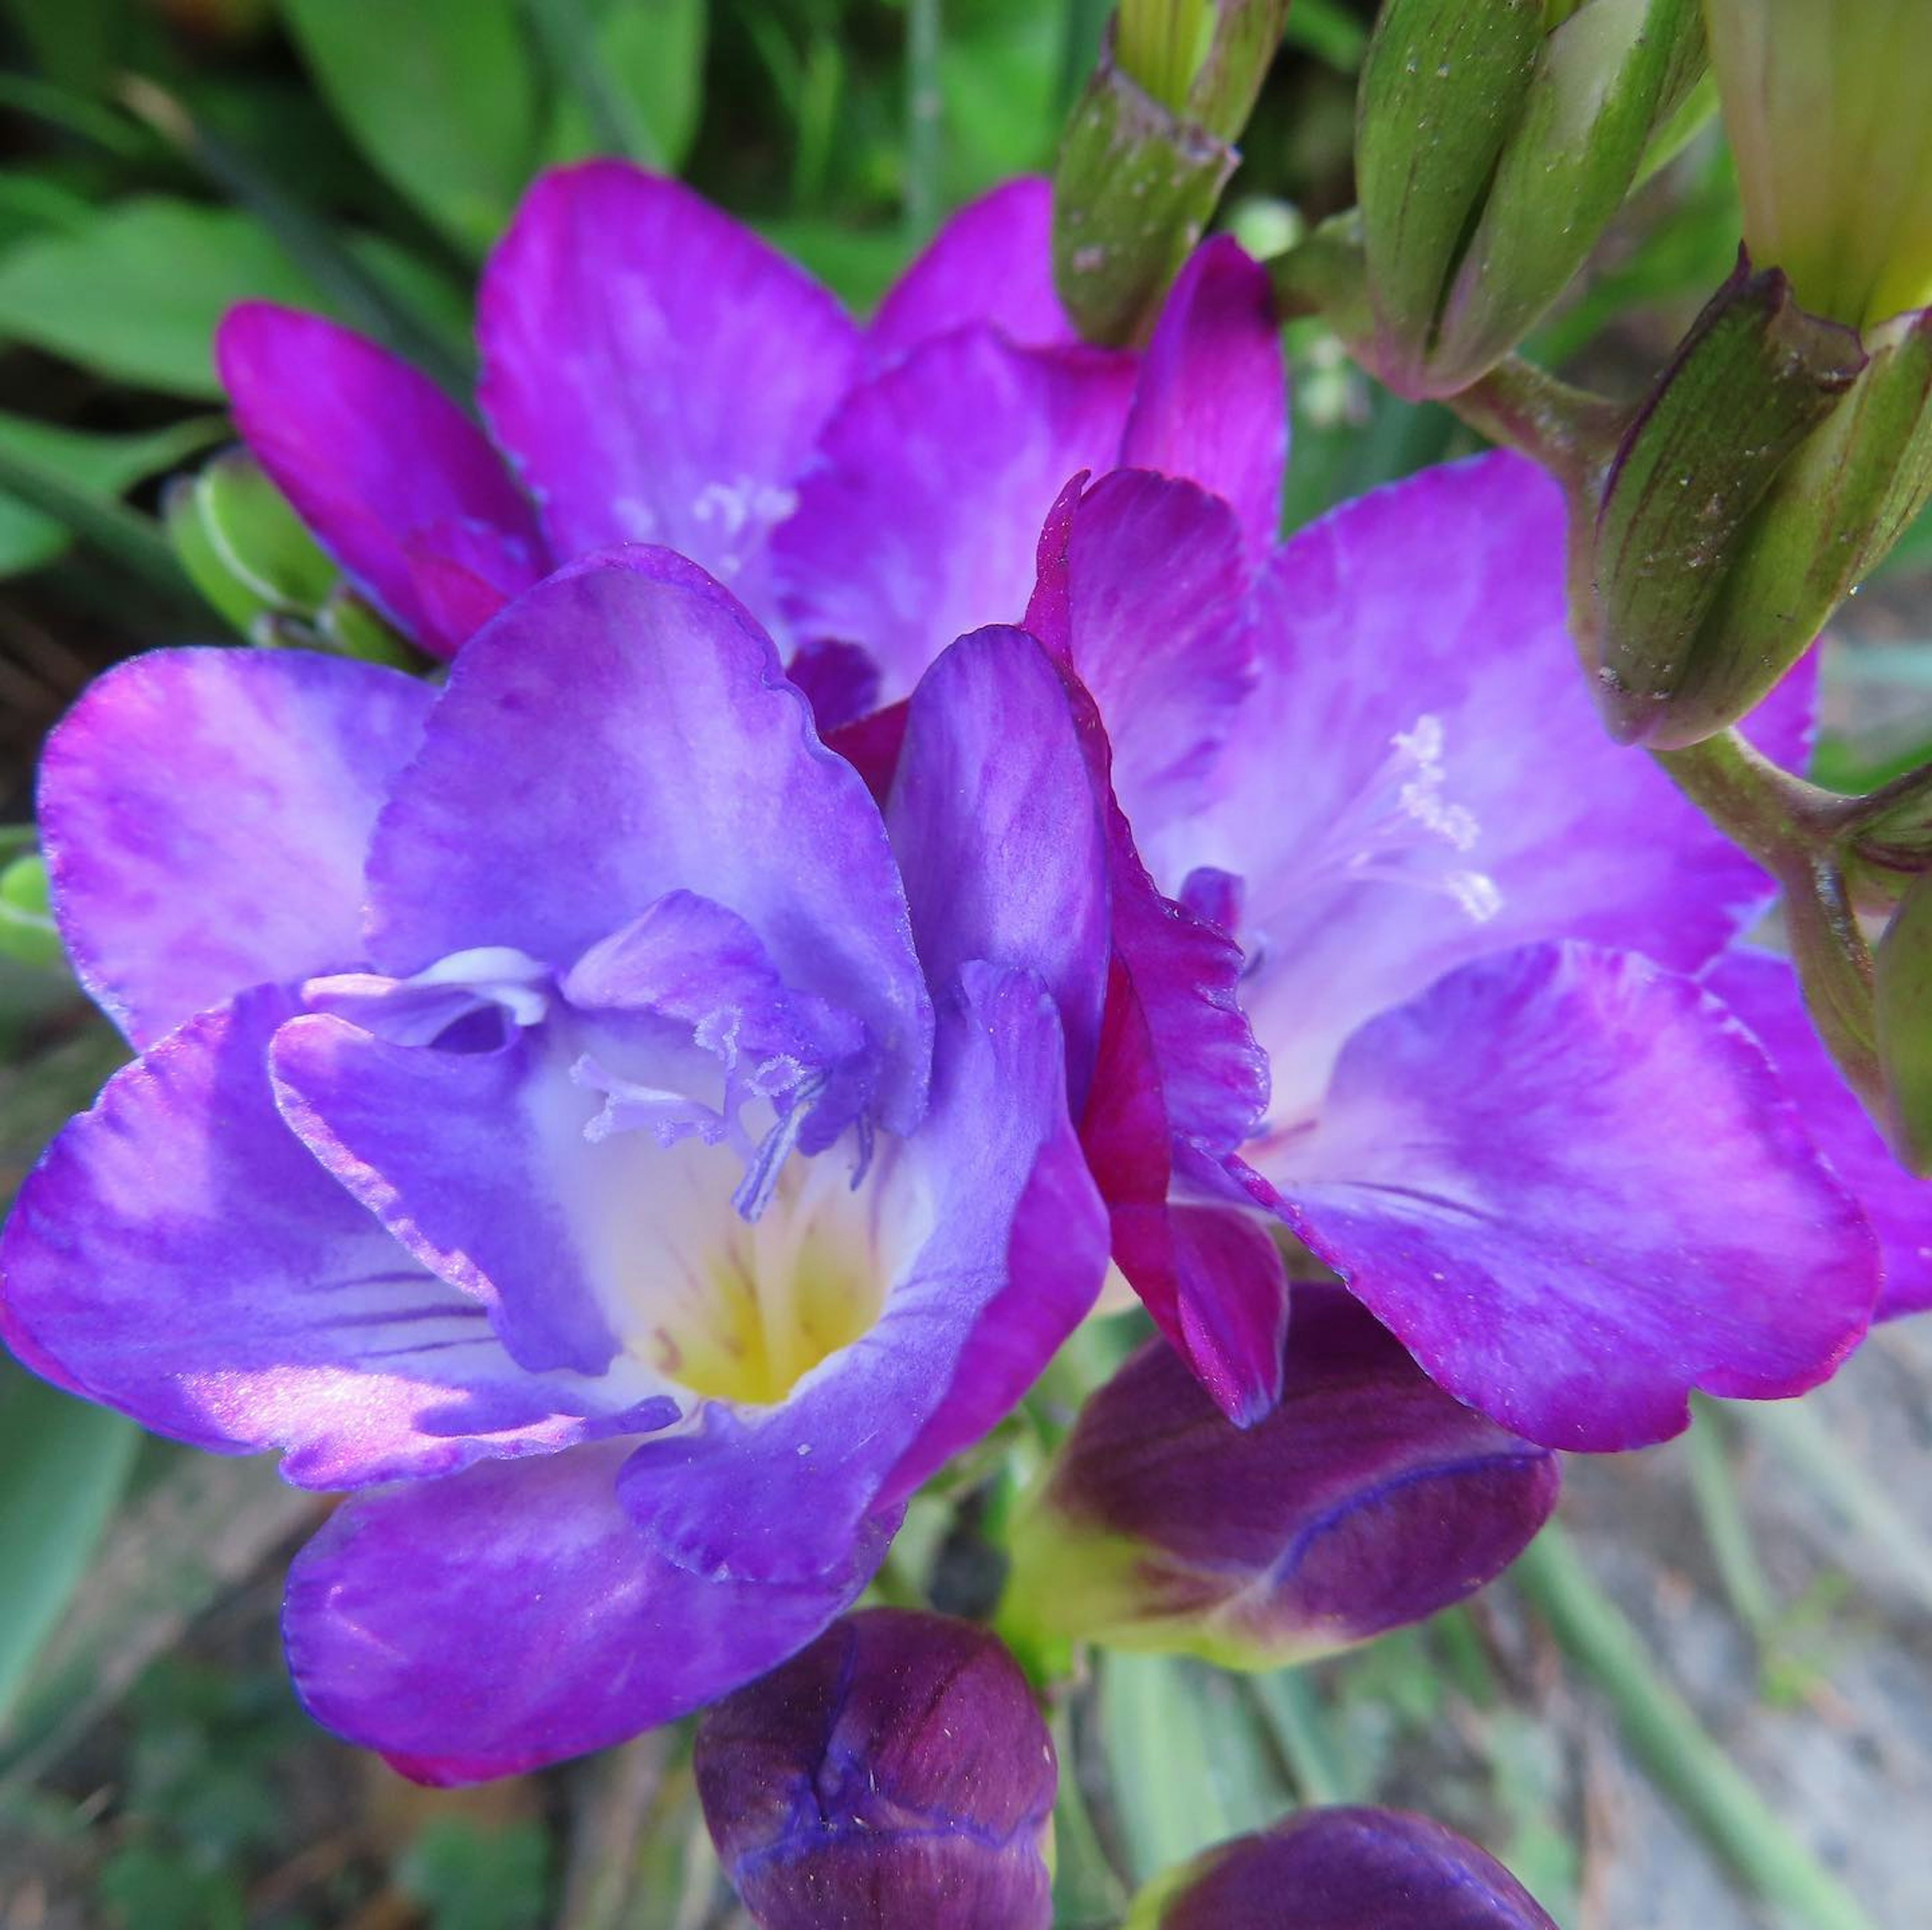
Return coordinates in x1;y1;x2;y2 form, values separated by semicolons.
1590;255;1866;747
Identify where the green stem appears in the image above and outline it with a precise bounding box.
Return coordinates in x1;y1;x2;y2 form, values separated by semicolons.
523;0;665;169
1737;1399;1932;1608
1247;1669;1349;1806
1436;355;1624;494
0;444;198;605
905;0;943;242
1516;1524;1880;1930
1685;1395;1779;1639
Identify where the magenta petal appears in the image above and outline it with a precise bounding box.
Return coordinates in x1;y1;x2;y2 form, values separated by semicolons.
478;162;859;630
866;176;1071;367
1119;237;1286;562
1153;1808;1559;1930
1175;454;1791;1120
887;625;1110;1097
364;554;931;1131
774;326;1138;703
1709;947;1932;1320
39;647;432;1048
284;1444;894;1783
217;304;541;656
1269;944;1879;1450
0;987;651;1488
1048;468;1255;844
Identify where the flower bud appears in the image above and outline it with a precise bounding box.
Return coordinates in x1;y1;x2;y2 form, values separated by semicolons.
1054;3;1291;346
1000;1285;1558;1668
165;447;336;637
1585;256;1932;747
0;850;64;971
1124;1807;1560;1929
695;1609;1056;1930
1706;0;1932;333
1358;0;1706;397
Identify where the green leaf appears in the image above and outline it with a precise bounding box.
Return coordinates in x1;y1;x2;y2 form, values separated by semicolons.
0;1362;140;1728
1097;1652;1285;1886
538;0;709;173
0;411;226;579
399;1818;554;1930
280;0;541;257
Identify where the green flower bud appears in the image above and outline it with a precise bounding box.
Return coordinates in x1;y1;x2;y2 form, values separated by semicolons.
165;448;336;638
0;852;65;972
1706;0;1932;331
1358;0;1706;397
1590;256;1932;748
1054;3;1291;346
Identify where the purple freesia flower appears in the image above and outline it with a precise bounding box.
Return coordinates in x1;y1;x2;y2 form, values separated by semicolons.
216;165;1282;682
0;549;1116;1782
993;454;1882;1446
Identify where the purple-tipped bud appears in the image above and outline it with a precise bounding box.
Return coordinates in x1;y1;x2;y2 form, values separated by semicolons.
695;1609;1057;1930
1002;1286;1559;1667
1126;1807;1560;1928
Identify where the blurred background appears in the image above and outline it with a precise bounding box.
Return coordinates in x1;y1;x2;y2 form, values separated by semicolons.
0;2;1927;1925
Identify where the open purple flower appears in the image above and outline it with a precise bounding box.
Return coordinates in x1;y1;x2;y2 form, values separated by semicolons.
0;549;1114;1782
1011;454;1881;1445
217;165;1282;687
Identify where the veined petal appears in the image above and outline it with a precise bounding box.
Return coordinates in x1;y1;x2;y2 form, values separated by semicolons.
1119;237;1286;563
618;963;1108;1586
1161;454;1793;1121
773;326;1138;704
284;1443;894;1783
1266;943;1879;1450
217;303;542;656
887;626;1111;1102
39;647;433;1049
1709;947;1932;1320
478;161;859;631
364;553;931;1129
0;987;663;1488
866;176;1072;367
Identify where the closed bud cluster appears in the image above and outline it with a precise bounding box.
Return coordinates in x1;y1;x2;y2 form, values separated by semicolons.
1000;1286;1559;1669
695;1609;1057;1930
1358;0;1706;398
1054;1;1291;347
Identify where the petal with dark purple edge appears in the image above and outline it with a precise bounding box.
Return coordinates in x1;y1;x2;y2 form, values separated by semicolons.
284;1443;897;1785
364;552;931;1131
477;161;859;630
1044;469;1255;838
1013;1285;1556;1663
1143;1808;1559;1930
865;175;1071;368
39;648;433;1049
773;325;1137;704
0;987;668;1488
886;626;1110;1103
1709;947;1932;1320
697;1609;1057;1930
1158;454;1793;1121
619;963;1107;1586
217;303;542;657
1119;237;1286;563
1264;943;1878;1451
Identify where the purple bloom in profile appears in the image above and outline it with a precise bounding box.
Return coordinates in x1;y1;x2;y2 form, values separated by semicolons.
1130;1807;1559;1929
1003;1285;1558;1666
216;164;1282;684
696;1608;1056;1930
0;550;1116;1782
1017;455;1881;1445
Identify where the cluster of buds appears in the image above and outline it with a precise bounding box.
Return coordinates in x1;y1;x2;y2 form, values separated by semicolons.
1053;0;1293;344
